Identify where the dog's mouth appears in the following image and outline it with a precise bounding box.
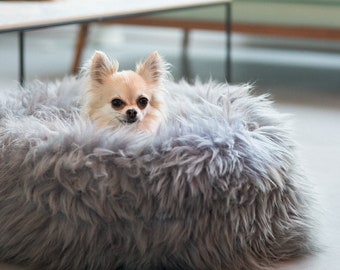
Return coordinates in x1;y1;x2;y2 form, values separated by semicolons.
126;118;137;124
119;118;138;124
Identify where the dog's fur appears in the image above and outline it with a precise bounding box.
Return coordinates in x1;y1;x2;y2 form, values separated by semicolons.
82;51;167;133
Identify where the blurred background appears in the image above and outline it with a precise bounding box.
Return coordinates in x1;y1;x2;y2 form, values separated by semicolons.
1;24;340;106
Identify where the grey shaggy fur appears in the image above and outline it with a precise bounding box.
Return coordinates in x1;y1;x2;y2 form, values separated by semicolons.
0;77;314;270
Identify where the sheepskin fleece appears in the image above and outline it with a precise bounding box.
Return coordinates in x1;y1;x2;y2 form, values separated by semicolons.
0;77;314;270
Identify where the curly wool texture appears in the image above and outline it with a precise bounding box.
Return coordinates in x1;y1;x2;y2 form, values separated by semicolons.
0;77;314;270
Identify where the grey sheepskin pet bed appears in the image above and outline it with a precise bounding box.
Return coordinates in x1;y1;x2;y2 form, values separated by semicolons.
0;77;314;270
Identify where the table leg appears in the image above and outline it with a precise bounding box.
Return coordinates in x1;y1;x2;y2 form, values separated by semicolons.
72;23;89;74
19;31;25;86
181;29;192;82
226;2;232;82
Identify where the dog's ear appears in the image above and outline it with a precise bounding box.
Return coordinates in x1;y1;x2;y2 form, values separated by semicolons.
137;51;166;86
90;51;118;84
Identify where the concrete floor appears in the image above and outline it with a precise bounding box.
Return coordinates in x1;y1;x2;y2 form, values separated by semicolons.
0;25;340;269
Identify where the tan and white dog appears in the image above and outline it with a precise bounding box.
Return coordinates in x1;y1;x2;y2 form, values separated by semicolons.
82;51;168;133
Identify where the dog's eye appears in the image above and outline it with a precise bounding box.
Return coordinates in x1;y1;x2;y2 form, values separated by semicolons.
137;97;149;109
111;99;125;109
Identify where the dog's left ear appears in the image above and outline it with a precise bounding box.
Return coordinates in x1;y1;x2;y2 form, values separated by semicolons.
90;51;119;84
137;51;166;86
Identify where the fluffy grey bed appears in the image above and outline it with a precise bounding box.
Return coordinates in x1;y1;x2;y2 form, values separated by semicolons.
0;77;314;270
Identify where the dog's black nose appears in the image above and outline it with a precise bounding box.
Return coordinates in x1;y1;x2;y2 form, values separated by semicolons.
126;109;137;123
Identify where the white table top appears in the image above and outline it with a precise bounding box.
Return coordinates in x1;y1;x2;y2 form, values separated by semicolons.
0;0;230;32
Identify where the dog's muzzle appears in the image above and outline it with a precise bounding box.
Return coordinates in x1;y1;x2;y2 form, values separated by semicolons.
126;109;137;123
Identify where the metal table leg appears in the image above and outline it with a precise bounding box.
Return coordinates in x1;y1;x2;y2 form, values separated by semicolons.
226;2;232;82
181;29;192;82
19;31;25;86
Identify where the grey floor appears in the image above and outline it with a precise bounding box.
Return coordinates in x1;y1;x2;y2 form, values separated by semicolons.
0;25;340;269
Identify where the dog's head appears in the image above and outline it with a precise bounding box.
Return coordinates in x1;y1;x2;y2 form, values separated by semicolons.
83;51;167;129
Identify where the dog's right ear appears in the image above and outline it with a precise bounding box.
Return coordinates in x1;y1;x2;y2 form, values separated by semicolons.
137;51;167;87
90;51;118;84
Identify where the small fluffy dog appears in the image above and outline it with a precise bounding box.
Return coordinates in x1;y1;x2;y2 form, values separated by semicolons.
82;51;168;133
